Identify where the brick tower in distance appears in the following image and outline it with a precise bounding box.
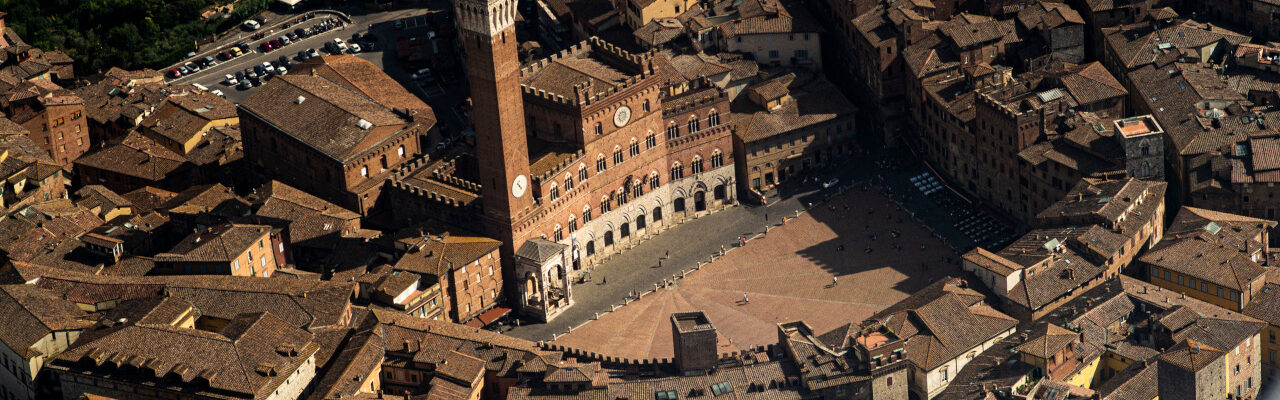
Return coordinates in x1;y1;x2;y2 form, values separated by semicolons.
455;0;533;271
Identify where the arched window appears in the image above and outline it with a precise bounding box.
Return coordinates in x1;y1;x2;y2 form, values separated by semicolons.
642;99;651;112
670;162;684;180
649;171;660;189
711;149;724;168
600;195;612;213
613;146;624;165
690;155;704;174
564;173;575;191
553;224;563;241
629;138;640;156
632;179;643;198
579;164;588;181
596;154;607;173
594;122;603;135
548;183;560;201
708;110;720;127
687;116;700;132
646;131;657;148
666;122;679;139
582;205;592;222
568;215;578;232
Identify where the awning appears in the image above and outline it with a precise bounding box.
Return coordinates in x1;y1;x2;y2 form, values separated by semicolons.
465;306;512;327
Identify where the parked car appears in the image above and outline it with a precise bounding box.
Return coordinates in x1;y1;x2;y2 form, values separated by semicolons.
333;38;347;51
217;51;232;60
254;65;266;76
307;48;320;58
276;67;288;76
263;62;275;73
348;44;362;54
297;50;310;61
211;89;225;98
177;66;190;75
231;47;244;57
294;28;307;38
260;42;274;52
279;35;291;45
271;39;284;48
243;20;261;30
238;80;252;90
184;62;199;72
225;74;237;85
168;68;182;78
287;32;299;41
237;43;251;53
235;71;246;81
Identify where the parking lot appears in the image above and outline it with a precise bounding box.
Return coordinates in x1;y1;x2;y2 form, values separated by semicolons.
166;5;460;114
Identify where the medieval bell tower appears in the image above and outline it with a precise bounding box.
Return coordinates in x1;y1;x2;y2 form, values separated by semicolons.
455;0;533;269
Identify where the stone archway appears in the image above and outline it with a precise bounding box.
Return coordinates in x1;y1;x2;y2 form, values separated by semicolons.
523;271;540;308
604;231;615;246
694;191;707;212
636;214;647;230
674;197;686;213
621;222;630;238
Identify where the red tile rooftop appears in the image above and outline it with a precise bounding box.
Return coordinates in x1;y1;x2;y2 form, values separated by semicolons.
856;331;892;349
1116;116;1161;137
552;188;961;360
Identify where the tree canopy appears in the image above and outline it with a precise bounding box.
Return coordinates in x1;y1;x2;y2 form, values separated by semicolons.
2;0;271;73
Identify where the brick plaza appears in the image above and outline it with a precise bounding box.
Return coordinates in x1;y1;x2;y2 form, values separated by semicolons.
551;186;962;359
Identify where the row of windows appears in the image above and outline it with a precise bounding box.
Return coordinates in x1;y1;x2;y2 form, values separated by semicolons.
666;111;722;140
1152;266;1241;302
360;146;407;177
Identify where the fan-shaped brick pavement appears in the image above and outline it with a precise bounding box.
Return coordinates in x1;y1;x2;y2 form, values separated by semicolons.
551;188;963;359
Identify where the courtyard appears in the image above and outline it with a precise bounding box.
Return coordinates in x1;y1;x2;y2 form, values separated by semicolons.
546;185;963;359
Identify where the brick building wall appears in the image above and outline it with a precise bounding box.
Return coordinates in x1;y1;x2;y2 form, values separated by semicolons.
22;102;89;168
448;248;504;323
239;112;425;215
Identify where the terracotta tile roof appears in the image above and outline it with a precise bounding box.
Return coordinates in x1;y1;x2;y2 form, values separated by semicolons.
120;186;178;212
73;131;188;181
254;180;367;245
239;72;421;162
733;77;856;143
54;308;319;398
155;223;273;263
74;185;132;214
29;273;355;331
1244;283;1280;326
306;328;385;400
1104;20;1249;71
294;56;432;114
1060;62;1127;106
394;234;502;277
162;183;248;216
1141;211;1266;292
1093;358;1157;400
870;278;1016;370
139;90;236;149
1157;338;1224;372
1171;317;1267;355
938;13;1015;49
0;284;92;359
1016;2;1082;32
1015;324;1077;359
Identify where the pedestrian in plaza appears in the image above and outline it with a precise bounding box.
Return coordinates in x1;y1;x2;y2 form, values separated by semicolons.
765;212;769;221
743;293;750;304
832;276;838;287
720;245;726;255
658;258;663;268
602;276;607;284
665;250;670;259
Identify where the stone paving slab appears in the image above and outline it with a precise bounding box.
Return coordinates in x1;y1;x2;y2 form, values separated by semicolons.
549;188;962;359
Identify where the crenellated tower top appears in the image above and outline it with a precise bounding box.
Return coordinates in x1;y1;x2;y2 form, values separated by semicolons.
454;0;519;36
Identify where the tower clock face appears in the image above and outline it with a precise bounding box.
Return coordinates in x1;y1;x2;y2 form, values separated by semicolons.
613;105;632;127
511;174;529;198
